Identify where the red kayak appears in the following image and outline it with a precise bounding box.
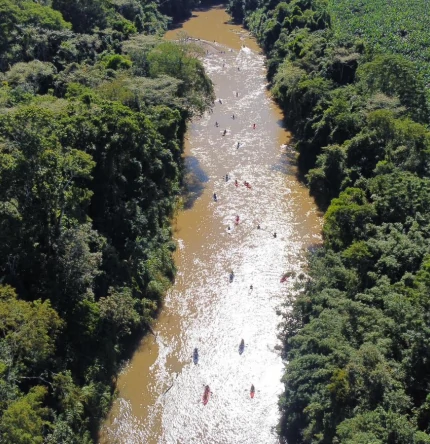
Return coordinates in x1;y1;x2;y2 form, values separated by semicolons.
280;274;289;283
203;385;211;405
250;385;255;399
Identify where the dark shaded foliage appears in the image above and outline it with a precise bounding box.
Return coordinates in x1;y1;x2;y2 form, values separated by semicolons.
0;1;213;442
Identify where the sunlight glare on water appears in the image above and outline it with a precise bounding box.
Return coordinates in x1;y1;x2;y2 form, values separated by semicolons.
101;6;322;444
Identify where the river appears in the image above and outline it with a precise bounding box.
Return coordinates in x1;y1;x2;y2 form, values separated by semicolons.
100;5;322;443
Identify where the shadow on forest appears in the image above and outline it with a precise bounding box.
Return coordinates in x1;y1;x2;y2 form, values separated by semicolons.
181;156;209;209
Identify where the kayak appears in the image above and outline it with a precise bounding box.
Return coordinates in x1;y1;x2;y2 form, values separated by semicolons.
250;385;255;398
203;386;211;405
239;339;245;355
193;348;199;365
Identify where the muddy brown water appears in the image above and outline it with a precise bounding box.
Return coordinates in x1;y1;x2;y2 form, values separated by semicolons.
100;5;322;444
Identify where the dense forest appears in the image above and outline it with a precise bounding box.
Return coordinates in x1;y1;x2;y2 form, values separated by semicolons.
0;0;213;442
327;0;430;82
227;0;430;443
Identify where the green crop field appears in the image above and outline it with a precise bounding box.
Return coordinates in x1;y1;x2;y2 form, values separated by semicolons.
328;0;430;83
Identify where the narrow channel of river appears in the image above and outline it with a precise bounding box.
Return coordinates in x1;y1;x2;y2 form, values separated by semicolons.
101;5;322;444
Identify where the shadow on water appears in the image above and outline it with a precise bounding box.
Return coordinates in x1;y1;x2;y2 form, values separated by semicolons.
269;145;298;176
269;101;326;213
181;156;209;209
198;0;226;9
307;242;323;254
270;147;327;214
168;2;226;31
269;159;292;175
93;323;155;442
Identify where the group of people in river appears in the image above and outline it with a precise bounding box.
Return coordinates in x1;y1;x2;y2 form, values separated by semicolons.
212;88;259;206
196;339;255;404
215;179;277;237
197;48;262;405
211;51;279;240
215;115;256;138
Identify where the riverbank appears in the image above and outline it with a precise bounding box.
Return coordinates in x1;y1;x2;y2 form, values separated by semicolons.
226;0;430;442
0;1;217;441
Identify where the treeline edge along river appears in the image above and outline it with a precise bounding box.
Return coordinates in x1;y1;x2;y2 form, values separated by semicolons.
101;5;322;443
